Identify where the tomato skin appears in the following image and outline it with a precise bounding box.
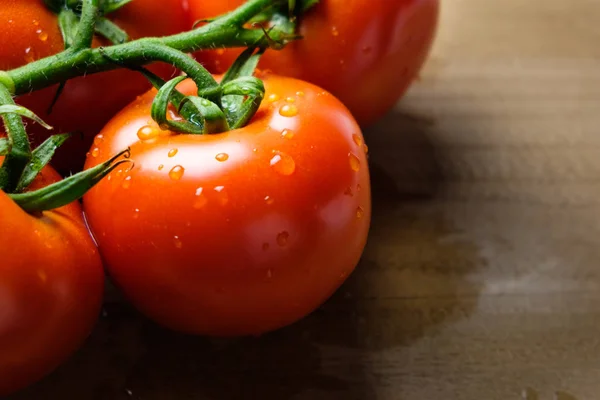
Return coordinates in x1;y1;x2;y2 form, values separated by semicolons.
189;0;440;126
83;74;371;336
0;165;104;396
0;0;188;174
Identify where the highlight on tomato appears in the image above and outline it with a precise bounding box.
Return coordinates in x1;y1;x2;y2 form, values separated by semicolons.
83;72;371;337
188;0;440;126
0;0;188;174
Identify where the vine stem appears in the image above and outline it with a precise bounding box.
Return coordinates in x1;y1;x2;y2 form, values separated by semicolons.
72;0;100;50
4;0;287;96
0;84;31;192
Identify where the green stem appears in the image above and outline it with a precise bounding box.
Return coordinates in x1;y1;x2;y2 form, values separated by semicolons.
0;85;32;192
5;0;286;96
72;0;100;51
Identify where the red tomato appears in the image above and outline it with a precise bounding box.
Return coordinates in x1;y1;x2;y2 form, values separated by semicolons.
188;0;440;126
0;164;104;397
0;0;188;174
83;73;371;336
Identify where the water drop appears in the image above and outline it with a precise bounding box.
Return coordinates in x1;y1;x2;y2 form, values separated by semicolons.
133;208;140;219
24;47;35;63
216;48;225;55
352;133;363;146
281;129;294;140
158;164;164;171
348;153;360;172
193;187;208;209
363;144;369;154
32;19;40;26
91;147;100;158
264;195;274;205
279;104;298;117
268;93;280;102
357;184;362;192
277;231;290;247
344;187;353;196
168;148;178;157
356;206;365;219
169;165;185;180
93;134;104;146
262;243;270;251
296;91;305;97
137;125;158;141
38;31;48;42
122;176;132;189
214;186;229;205
267;269;273;279
270;152;296;176
331;26;339;36
174;236;183;249
215;152;229;162
285;96;296;103
252;148;258;153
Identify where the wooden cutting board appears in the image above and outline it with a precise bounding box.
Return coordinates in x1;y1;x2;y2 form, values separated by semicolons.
11;0;600;399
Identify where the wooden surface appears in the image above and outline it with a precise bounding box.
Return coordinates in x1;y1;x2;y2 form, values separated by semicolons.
11;0;600;399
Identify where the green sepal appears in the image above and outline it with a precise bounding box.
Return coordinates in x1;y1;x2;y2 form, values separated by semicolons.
99;0;133;15
9;148;131;213
58;9;79;49
0;139;9;156
0;105;53;130
16;133;71;193
95;17;129;44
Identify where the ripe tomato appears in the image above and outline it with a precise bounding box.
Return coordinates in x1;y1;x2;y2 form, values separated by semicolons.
83;73;371;336
0;0;188;174
0;164;104;396
188;0;439;126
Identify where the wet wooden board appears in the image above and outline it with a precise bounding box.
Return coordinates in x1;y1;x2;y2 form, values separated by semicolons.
10;0;600;399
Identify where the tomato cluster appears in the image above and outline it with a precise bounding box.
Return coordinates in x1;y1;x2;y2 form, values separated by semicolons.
0;0;438;395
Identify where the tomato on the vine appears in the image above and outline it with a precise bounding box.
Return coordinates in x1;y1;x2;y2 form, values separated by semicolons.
0;0;188;174
83;73;371;336
0;163;104;397
188;0;440;126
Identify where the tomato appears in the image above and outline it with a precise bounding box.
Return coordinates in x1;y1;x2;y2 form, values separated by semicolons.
0;164;104;396
188;0;440;126
83;73;371;336
0;0;188;174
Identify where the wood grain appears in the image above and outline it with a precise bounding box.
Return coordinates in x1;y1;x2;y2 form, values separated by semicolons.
10;0;600;399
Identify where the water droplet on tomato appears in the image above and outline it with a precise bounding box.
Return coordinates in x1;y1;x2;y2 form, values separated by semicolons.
296;91;305;97
277;231;290;247
215;152;229;162
267;269;273;279
352;133;363;147
169;165;185;180
158;164;164;171
122;176;132;189
268;93;280;102
331;26;339;36
285;96;296;103
357;184;362;192
356;206;365;219
349;153;360;172
214;186;229;205
264;195;274;205
270;152;296;176
33;19;39;26
252;148;258;153
344;187;354;196
281;129;294;140
216;48;225;55
38;31;48;42
279;104;298;117
168;148;178;158
133;208;140;219
363;144;369;154
24;47;35;63
137;125;158;141
173;236;183;249
262;243;270;251
93;134;104;146
193;187;208;209
91;147;100;158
